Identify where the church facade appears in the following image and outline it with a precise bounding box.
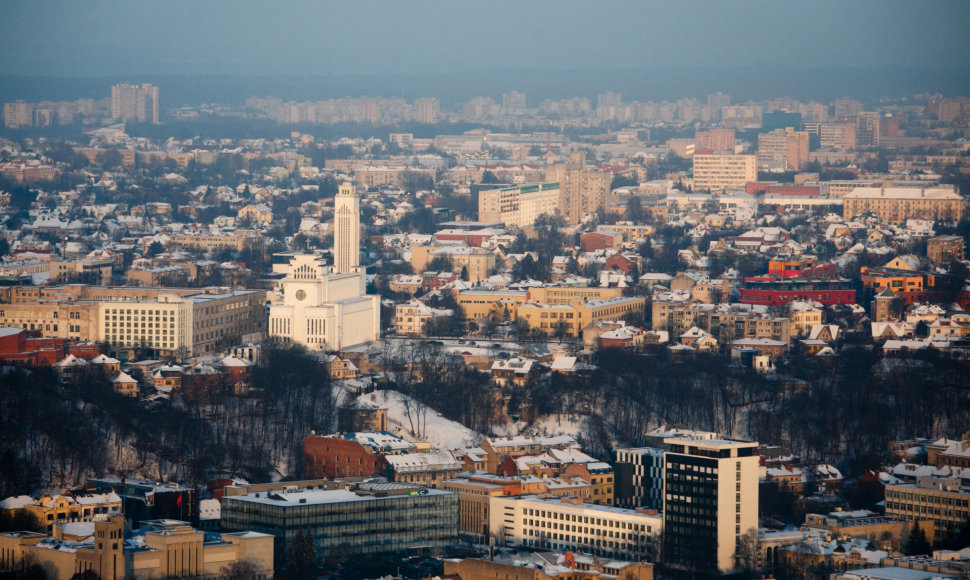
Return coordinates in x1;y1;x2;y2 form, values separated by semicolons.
268;184;380;350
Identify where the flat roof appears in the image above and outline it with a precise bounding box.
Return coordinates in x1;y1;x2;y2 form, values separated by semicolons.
225;486;453;507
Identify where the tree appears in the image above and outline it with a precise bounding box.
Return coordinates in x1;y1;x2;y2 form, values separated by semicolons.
903;523;931;555
146;241;164;257
97;149;123;169
284;528;318;580
480;170;500;184
219;558;261;580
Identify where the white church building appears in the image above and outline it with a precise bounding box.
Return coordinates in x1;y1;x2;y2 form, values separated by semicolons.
268;183;380;350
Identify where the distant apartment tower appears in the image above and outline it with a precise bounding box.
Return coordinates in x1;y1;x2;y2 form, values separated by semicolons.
819;123;857;151
414;97;440;124
663;438;759;577
757;128;810;171
546;151;612;224
694;128;735;153
834;97;863;120
111;83;159;123
3;100;33;128
596;92;623;120
856;111;881;147
692;154;757;192
707;92;731;110
502;91;526;115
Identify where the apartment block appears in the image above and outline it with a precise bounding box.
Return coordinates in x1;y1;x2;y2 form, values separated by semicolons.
111;83;159;124
546;152;612;225
757;128;810;172
692;154;757;192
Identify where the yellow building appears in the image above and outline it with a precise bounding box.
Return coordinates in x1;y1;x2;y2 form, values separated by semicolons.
517;297;646;338
843;186;963;224
237;203;274;224
457;290;528;322
49;259;114;285
0;516;273;580
410;245;496;283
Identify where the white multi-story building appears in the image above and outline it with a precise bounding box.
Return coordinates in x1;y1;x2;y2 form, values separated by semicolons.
663;438;760;576
98;289;266;357
478;182;561;228
692;154;757;192
268;184;379;350
489;494;661;561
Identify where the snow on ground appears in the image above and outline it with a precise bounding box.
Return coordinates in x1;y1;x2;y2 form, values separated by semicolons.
492;413;586;439
347;387;482;449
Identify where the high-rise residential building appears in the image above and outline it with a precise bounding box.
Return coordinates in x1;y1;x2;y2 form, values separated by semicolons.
502;91;526;115
268;184;379;349
3;100;33;128
596;92;623;120
856;111;881;147
111;83;159;123
819;123;857;151
707;92;731;110
833;97;863;120
334;183;360;274
663;438;759;577
546;151;612;224
694;128;735;153
756;128;810;171
692;154;757;192
413;97;440;124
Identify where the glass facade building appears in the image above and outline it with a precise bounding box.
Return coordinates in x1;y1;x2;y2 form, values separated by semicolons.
220;483;458;558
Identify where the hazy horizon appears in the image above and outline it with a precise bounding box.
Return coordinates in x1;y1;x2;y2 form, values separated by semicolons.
3;1;970;107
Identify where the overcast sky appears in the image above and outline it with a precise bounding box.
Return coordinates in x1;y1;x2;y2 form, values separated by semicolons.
2;0;969;77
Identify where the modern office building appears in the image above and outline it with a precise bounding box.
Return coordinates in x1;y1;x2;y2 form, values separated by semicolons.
220;483;458;558
692;154;757;192
663;438;759;577
614;447;665;509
